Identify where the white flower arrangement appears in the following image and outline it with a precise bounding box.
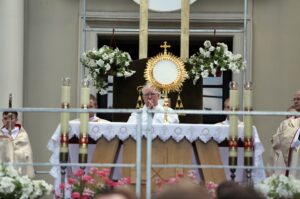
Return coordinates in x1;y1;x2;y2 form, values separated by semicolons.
0;165;53;199
187;40;246;84
80;45;135;94
256;174;300;199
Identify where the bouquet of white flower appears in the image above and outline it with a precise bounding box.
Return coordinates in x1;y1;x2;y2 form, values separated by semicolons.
256;174;300;199
80;45;135;94
187;40;246;84
0;165;53;199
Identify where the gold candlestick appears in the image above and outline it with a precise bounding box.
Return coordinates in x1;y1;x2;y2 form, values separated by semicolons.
60;77;71;164
59;77;71;198
229;81;239;181
79;79;90;165
243;82;253;184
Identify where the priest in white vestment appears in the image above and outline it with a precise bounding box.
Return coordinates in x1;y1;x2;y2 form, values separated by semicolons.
127;83;179;124
0;111;35;178
269;90;300;177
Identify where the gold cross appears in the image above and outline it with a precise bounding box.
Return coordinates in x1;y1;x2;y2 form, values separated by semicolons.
160;41;171;54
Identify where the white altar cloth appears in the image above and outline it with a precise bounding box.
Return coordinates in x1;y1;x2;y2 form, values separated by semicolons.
48;121;266;192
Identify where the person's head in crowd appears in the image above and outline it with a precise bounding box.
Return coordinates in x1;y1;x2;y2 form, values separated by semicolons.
286;105;297;119
2;111;18;129
94;188;135;199
153;182;211;199
216;181;264;199
89;94;98;118
293;90;300;112
142;83;161;109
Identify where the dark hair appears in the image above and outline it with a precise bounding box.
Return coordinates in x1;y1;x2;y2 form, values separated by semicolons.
217;182;264;199
153;182;211;199
3;111;18;118
94;187;135;199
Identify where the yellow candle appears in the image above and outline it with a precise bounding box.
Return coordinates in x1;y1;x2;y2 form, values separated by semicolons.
243;89;252;109
80;113;89;133
80;87;90;106
61;86;71;104
244;115;252;138
60;112;70;132
60;146;68;153
229;149;237;157
79;147;88;154
244;150;253;157
229;115;238;137
229;90;239;109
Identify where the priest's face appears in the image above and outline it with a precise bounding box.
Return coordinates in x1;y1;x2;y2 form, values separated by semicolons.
88;99;98;118
142;87;160;109
2;113;18;129
294;90;300;112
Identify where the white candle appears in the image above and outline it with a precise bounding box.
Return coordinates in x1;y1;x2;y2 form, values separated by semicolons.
80;113;89;134
61;86;71;104
229;149;237;157
60;112;70;133
243;89;252;109
244;150;253;157
80;87;90;107
229;90;239;109
244;115;253;138
229;115;238;137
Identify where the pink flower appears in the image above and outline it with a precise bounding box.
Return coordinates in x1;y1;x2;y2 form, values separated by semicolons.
71;192;81;199
74;168;85;177
82;175;93;183
166;178;177;185
118;177;131;185
176;172;184;178
89;167;98;175
96;169;110;178
68;178;77;185
83;188;95;197
59;183;65;190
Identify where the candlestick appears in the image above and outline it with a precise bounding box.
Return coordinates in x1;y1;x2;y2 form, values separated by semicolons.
243;82;253;184
228;81;239;181
59;77;71;198
79;79;90;165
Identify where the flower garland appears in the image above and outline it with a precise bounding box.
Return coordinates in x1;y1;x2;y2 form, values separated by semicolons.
187;40;246;84
80;45;135;95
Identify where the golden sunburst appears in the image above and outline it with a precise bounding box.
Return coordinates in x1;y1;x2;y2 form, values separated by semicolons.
144;52;187;93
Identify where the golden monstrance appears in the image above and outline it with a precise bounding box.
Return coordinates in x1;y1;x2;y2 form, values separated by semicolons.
144;41;187;122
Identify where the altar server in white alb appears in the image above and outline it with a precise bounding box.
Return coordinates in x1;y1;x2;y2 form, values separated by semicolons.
127;83;179;123
0;111;35;178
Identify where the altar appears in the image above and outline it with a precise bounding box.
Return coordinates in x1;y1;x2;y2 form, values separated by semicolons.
48;120;265;192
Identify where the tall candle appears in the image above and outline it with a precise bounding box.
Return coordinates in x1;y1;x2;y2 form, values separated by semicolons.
229;115;238;137
243;82;253;139
244;116;252;138
80;87;90;107
79;79;90;164
243;89;252;109
61;86;71;105
60;77;71;164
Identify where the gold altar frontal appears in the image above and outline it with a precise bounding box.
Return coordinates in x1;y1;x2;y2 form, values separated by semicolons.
92;137;226;195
